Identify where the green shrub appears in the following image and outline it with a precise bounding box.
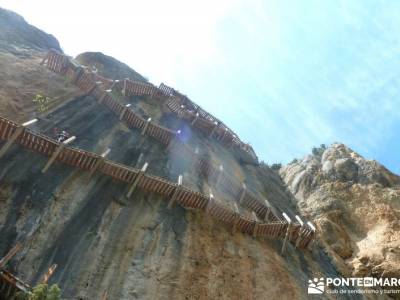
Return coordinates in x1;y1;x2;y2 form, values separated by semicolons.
312;144;327;157
32;94;50;113
14;283;62;300
270;163;282;170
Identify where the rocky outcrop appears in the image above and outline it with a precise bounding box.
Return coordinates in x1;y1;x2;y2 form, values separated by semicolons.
0;7;76;123
75;52;148;82
0;7;61;55
281;143;400;282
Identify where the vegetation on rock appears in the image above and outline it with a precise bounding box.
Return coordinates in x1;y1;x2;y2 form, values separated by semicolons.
14;284;62;300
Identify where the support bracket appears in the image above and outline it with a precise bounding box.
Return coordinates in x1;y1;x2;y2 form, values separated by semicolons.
239;183;247;204
126;162;148;198
0;119;38;159
88;148;111;180
281;213;292;254
141;118;152;136
167;175;183;209
0;243;22;269
42;136;76;173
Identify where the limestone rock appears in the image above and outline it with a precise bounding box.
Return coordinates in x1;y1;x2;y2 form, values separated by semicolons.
281;143;400;283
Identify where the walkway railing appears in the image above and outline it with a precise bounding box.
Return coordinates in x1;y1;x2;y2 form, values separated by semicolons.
41;49;257;163
0;115;315;248
42;50;280;222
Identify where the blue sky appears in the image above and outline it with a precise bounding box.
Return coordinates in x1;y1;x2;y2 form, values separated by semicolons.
2;0;399;174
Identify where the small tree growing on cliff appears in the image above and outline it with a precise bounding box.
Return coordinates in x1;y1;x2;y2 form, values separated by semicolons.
32;94;50;113
312;144;327;157
14;283;62;300
270;163;282;170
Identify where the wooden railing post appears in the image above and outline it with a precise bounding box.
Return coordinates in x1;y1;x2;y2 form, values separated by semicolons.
42;136;76;173
167;175;183;209
0;119;38;159
281;213;292;254
126;162;148;198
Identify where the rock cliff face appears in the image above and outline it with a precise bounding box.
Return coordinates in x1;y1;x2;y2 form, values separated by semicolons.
281;143;400;282
0;7;398;300
0;8;61;55
75;52;147;83
0;7;77;124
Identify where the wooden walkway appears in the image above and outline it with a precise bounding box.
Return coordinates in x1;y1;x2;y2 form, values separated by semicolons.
0;115;315;248
160;85;258;163
42;50;288;225
39;49;316;246
42;50;257;163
